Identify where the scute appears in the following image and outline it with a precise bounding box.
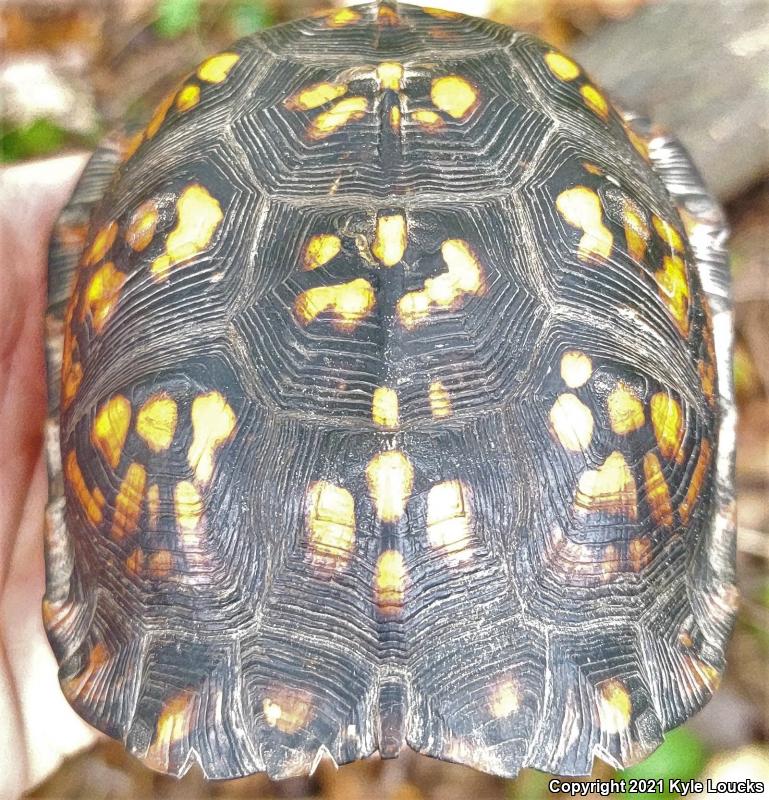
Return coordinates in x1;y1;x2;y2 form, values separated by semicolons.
44;0;736;782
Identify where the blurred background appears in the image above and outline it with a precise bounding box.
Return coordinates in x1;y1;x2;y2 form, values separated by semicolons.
2;0;767;797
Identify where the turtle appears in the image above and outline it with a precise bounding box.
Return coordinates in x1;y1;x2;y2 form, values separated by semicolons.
43;0;738;782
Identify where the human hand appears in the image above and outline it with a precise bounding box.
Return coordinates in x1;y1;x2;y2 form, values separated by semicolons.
0;155;98;800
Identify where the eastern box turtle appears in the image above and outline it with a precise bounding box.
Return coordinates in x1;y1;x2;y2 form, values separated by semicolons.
43;0;738;780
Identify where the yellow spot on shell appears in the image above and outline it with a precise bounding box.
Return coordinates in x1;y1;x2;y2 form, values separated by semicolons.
581;84;609;120
295;278;376;331
83;221;118;267
112;462;147;540
304;234;341;270
576;451;637;519
429;381;452;418
287;82;347;111
650;393;685;463
306;481;356;569
377;62;404;91
374;549;407;615
84;262;126;333
431;75;478;120
655;254;690;335
427;480;472;562
629;535;653;572
680;439;712;524
148;550;173;578
549;393;594;452
146;692;195;769
378;4;400;25
92;395;132;469
490;680;520;718
556;186;613;261
175;84;200;112
398;239;484;329
146;90;176;139
126;548;144;576
325;7;361;27
607;382;645;435
309;97;368;139
197;52;239;84
423;6;460;18
147;483;160;528
622;198;649;263
560;351;592;388
263;690;313;734
597;679;632;733
136;394;178;453
684;654;721;692
175;480;203;533
188;391;236;486
653;215;685;253
372;213;407;267
390;105;401;134
151;184;223;280
366;451;414;522
643;452;673;527
372;387;399;428
544;51;580;81
411;109;445;132
65;451;104;525
625;125;650;160
126;200;159;252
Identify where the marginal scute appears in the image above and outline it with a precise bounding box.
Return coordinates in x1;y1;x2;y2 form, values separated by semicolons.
544;51;580;82
580;84;609;121
175;84;200;112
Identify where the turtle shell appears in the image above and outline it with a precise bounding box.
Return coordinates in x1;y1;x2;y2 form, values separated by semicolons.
43;0;737;781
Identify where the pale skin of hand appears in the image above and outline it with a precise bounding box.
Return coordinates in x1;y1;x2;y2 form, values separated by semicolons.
0;155;98;800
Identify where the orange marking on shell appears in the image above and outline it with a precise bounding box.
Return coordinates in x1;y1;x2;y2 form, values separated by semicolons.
422;6;460;19
429;380;452;418
655;254;690;336
112;462;147;540
83;221;118;267
126;548;144;575
145;692;196;770
575;451;638;519
62;642;109;701
148;550;174;578
597;679;632;733
295;278;376;331
607;382;645;435
683;654;721;692
653;215;685;253
308;97;368;139
65;451;104;525
92;394;132;469
61;324;83;408
126;200;160;252
643;452;674;527
286;82;347;112
377;4;400;25
146;89;177;139
398;239;484;329
151;184;223;280
147;483;161;528
175;480;203;535
650;392;685;463
83;262;127;332
374;549;407;616
624;124;650;160
197;52;240;84
136;393;178;453
622;197;650;263
680;439;712;524
263;689;313;734
122;130;145;161
188;391;236;486
628;536;653;572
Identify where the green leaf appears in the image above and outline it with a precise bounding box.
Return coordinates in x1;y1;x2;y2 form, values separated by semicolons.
154;0;201;38
228;1;273;36
618;727;707;800
0;118;67;162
